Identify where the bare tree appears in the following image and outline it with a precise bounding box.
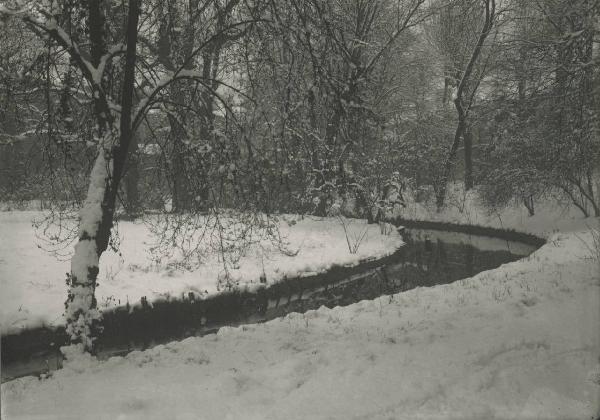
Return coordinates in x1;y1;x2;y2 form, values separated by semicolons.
433;0;497;208
477;0;600;217
0;0;258;351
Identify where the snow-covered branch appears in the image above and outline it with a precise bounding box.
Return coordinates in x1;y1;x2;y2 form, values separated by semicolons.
95;44;127;85
0;4;128;128
0;5;95;81
131;17;262;130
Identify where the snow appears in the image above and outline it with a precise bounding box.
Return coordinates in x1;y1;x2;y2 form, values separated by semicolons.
64;142;112;347
0;213;402;334
398;187;590;237
408;228;536;255
1;205;598;419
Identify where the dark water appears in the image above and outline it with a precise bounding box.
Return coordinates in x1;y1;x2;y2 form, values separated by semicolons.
1;227;538;382
260;228;537;316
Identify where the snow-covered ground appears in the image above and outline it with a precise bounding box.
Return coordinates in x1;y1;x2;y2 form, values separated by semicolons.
400;187;592;237
2;199;599;419
0;212;402;334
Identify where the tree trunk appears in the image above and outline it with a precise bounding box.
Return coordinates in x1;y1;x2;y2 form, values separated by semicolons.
442;75;450;105
314;102;343;217
436;120;465;209
66;143;114;351
65;0;140;351
124;132;141;218
436;0;495;208
464;126;473;190
170;115;193;213
523;195;535;216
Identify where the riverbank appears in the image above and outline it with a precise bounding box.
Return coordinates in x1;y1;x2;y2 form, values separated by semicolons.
2;202;599;419
0;212;402;335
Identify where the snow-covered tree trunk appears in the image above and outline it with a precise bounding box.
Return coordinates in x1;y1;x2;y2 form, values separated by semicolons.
65;137;114;351
63;0;141;351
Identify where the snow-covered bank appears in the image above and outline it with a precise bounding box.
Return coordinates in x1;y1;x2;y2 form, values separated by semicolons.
2;208;599;419
0;212;402;334
400;189;592;238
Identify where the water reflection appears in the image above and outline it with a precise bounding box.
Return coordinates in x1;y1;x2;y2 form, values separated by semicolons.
269;228;536;315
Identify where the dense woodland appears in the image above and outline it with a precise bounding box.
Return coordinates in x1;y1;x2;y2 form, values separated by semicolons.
0;0;598;350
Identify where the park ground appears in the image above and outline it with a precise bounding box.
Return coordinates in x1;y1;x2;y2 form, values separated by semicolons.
1;196;599;420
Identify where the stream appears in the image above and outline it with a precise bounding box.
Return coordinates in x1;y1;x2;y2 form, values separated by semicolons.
1;225;541;382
